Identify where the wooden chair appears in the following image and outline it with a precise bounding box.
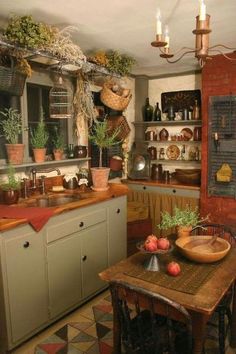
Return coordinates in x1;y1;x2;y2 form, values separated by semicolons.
110;279;193;354
192;223;236;354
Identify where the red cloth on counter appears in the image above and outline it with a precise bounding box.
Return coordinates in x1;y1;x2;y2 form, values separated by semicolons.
0;206;54;232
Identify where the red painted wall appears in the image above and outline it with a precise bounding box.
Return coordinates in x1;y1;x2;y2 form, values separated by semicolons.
201;52;236;227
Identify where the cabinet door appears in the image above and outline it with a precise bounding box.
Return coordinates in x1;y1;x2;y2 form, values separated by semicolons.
3;226;48;343
47;233;82;319
81;222;107;298
107;196;127;265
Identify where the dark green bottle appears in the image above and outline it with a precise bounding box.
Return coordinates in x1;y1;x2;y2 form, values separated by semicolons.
153;102;162;121
142;98;153;121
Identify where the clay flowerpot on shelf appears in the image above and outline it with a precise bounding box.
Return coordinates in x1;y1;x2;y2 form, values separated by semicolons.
53;148;64;161
5;143;24;164
33;148;46;163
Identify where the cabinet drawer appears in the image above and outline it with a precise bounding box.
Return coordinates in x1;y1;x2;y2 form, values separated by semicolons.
127;183;200;198
46;208;106;243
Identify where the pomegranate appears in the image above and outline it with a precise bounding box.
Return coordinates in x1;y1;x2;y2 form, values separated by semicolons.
156;237;170;250
146;234;158;244
167;262;181;276
144;239;158;252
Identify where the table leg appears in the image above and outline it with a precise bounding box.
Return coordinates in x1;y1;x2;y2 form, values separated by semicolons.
191;311;210;354
230;280;236;348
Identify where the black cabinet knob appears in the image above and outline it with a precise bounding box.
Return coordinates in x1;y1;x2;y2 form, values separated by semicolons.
116;208;120;214
143;186;147;190
172;189;176;194
82;255;87;261
23;241;30;248
79;221;84;227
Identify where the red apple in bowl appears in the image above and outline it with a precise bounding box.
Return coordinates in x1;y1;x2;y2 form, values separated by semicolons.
167;262;181;276
156;237;170;250
146;234;158;244
144;239;158;252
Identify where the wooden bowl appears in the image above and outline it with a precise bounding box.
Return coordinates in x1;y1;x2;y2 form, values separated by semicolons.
175;169;201;185
175;235;231;263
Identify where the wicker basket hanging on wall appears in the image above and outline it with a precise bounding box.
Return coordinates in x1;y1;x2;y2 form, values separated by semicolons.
100;82;132;111
0;57;26;96
106;115;131;141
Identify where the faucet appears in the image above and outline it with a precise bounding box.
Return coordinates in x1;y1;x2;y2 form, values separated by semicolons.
22;167;61;198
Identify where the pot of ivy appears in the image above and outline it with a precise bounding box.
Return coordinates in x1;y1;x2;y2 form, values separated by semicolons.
158;206;207;238
0;165;21;205
88;120;120;191
30;108;49;163
0;107;24;164
52;126;64;161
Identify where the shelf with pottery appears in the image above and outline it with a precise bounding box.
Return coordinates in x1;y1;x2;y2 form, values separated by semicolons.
138;140;201;145
0;157;91;171
132;120;202;127
150;159;201;165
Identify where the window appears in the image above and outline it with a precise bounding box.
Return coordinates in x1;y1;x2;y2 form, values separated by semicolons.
27;83;68;157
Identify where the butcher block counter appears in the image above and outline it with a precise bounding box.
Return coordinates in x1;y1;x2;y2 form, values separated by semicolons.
0;182;129;232
0;183;128;353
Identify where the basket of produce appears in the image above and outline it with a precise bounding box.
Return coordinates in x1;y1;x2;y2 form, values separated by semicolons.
100;82;132;111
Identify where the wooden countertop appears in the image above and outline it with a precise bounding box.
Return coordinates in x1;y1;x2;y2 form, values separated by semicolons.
0;183;129;232
123;179;200;191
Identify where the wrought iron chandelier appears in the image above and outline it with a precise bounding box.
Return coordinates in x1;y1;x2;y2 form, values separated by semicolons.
151;0;236;67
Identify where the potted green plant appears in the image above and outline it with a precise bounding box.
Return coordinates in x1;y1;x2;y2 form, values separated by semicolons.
0;107;24;164
30;107;49;163
89;120;120;191
0;165;21;204
52;126;64;161
158;206;207;238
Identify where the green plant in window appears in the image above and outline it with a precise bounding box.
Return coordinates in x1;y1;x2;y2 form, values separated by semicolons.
52;126;65;150
30;107;49;148
0;107;22;144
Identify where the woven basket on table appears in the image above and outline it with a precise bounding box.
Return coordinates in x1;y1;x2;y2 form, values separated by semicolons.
0;58;27;96
100;82;132;111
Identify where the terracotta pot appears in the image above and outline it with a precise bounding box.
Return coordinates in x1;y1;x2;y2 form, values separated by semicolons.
177;225;192;238
2;189;20;205
33;148;46;163
5;144;24;164
90;167;110;191
53;149;64;161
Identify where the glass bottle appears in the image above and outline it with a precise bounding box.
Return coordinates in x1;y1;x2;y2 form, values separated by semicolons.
142;98;153;122
192;100;200;120
68;144;74;158
153;102;162;121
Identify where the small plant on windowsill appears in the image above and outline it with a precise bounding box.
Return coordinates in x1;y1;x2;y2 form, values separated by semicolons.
0;165;21;204
0;107;24;165
30;107;49;163
158;206;208;238
88;120;120;191
52;126;65;161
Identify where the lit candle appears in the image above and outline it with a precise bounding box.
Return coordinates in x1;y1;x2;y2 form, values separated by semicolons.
199;0;206;21
156;8;162;35
164;25;170;48
214;132;218;140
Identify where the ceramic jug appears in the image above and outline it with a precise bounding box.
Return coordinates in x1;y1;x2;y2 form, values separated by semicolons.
159;128;169;141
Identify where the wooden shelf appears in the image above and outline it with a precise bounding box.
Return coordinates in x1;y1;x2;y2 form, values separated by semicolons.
133;120;202;127
0;157;91;172
137;140;201;144
150;159;201;165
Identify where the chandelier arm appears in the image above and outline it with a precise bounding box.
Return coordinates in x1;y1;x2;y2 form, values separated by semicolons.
209;44;236;51
159;46;195;56
208;49;236;61
165;50;197;64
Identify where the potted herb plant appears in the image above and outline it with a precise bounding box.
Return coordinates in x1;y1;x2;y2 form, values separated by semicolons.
89;120;120;191
30;107;49;163
52;126;64;161
0;164;21;204
158;206;207;238
0;107;24;164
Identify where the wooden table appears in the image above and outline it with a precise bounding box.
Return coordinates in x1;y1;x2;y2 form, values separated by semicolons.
99;249;236;354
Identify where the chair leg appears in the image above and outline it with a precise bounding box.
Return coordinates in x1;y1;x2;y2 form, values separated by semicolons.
218;309;226;354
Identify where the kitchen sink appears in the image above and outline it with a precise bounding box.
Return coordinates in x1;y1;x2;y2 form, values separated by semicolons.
24;194;82;207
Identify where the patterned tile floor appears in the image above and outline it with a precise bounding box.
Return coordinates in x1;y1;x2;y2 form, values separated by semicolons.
10;289;236;354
